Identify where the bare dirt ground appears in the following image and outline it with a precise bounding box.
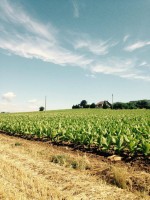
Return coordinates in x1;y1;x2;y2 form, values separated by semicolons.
0;133;149;200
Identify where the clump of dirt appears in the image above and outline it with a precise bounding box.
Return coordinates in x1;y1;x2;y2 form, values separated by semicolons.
125;157;150;173
130;173;150;195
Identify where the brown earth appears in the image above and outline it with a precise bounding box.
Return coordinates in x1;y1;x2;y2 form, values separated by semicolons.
0;133;149;200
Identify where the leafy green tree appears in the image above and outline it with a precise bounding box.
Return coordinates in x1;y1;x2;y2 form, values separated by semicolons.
103;101;109;109
72;104;80;109
80;100;87;108
90;103;96;108
136;100;150;109
39;106;45;111
113;102;126;109
127;102;137;109
85;104;90;108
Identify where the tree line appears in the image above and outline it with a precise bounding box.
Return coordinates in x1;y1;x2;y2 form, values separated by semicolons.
113;100;150;109
72;100;96;109
72;99;150;109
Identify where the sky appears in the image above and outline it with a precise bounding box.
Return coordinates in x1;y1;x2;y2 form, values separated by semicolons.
0;0;150;112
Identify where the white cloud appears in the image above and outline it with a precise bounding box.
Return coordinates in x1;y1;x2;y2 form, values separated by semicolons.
123;34;130;42
0;0;149;82
0;36;93;67
74;39;117;55
91;58;134;75
139;61;147;66
140;61;147;66
72;0;79;18
2;92;16;101
121;74;150;81
0;0;92;68
125;41;150;52
90;58;150;81
0;0;57;42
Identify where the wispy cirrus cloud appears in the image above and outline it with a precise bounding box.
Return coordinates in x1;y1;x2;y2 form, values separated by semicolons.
73;39;117;55
120;74;150;81
124;41;150;52
139;61;147;66
123;34;130;42
0;0;92;67
0;0;149;82
72;0;79;18
0;36;93;66
0;0;57;42
91;58;135;74
90;58;150;81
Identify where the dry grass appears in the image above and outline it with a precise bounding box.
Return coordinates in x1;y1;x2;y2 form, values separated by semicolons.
0;155;70;199
0;133;149;200
50;154;91;170
111;166;130;189
97;165;150;199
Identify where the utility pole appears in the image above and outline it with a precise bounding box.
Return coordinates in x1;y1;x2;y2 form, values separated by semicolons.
45;96;47;111
112;94;113;109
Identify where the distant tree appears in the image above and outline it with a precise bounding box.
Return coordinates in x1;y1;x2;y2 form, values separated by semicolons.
113;102;125;109
103;101;109;109
146;101;150;109
80;100;87;108
72;105;75;109
136;100;150;109
73;99;150;110
85;104;90;108
39;106;45;111
122;103;129;109
72;104;80;109
127;102;137;109
90;103;96;108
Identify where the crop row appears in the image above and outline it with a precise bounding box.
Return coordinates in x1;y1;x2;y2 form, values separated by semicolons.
0;109;149;156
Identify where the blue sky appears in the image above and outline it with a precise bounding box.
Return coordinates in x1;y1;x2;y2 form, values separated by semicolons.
0;0;150;112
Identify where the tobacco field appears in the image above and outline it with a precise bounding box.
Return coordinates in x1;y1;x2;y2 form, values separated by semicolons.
0;109;149;156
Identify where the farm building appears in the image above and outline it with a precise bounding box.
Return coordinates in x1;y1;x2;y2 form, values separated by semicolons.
96;101;112;108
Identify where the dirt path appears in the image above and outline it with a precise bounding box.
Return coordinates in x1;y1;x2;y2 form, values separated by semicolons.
0;134;149;200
